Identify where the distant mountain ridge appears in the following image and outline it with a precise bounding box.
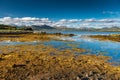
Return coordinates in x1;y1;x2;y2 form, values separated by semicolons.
0;24;120;32
53;26;120;32
0;24;16;30
31;25;56;30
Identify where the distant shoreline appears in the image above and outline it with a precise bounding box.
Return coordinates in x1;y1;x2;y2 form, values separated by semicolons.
89;34;120;42
0;31;33;34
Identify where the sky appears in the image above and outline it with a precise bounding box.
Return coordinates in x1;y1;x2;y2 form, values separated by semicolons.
0;0;120;28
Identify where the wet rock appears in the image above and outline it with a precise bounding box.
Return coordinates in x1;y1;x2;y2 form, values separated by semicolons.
69;34;75;37
55;32;62;35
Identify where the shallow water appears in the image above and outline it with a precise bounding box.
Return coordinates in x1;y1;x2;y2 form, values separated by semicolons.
45;31;120;63
0;31;120;63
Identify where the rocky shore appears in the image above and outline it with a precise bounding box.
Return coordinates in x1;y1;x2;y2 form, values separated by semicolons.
0;44;120;80
0;33;120;80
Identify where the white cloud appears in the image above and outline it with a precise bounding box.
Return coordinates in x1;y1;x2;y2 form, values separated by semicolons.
83;18;96;22
0;17;120;28
0;17;52;26
21;17;39;21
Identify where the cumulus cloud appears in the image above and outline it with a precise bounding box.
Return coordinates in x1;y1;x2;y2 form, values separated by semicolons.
83;18;96;22
21;17;40;21
0;17;120;28
0;17;52;26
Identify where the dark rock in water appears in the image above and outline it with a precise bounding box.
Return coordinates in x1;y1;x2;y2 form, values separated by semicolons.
69;34;75;37
55;32;62;35
64;33;75;37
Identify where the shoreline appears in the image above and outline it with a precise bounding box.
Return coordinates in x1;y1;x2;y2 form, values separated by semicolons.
0;32;75;42
0;31;33;34
89;34;120;42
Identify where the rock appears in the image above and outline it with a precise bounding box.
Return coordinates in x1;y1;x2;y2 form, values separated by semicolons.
55;32;62;35
69;34;75;37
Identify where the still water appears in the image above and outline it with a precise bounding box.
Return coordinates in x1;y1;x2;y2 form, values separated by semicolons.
46;31;120;63
0;31;120;63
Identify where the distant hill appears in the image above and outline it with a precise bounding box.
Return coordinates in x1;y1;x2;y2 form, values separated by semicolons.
0;24;33;31
0;24;17;30
0;24;120;32
96;26;120;32
54;26;120;32
31;25;56;30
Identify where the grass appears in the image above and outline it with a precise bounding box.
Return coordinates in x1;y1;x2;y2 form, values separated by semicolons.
0;44;120;80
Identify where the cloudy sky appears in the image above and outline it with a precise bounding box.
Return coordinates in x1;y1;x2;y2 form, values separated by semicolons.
0;0;120;28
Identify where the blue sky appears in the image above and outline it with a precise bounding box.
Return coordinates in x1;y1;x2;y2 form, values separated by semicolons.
0;0;120;19
0;0;120;28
